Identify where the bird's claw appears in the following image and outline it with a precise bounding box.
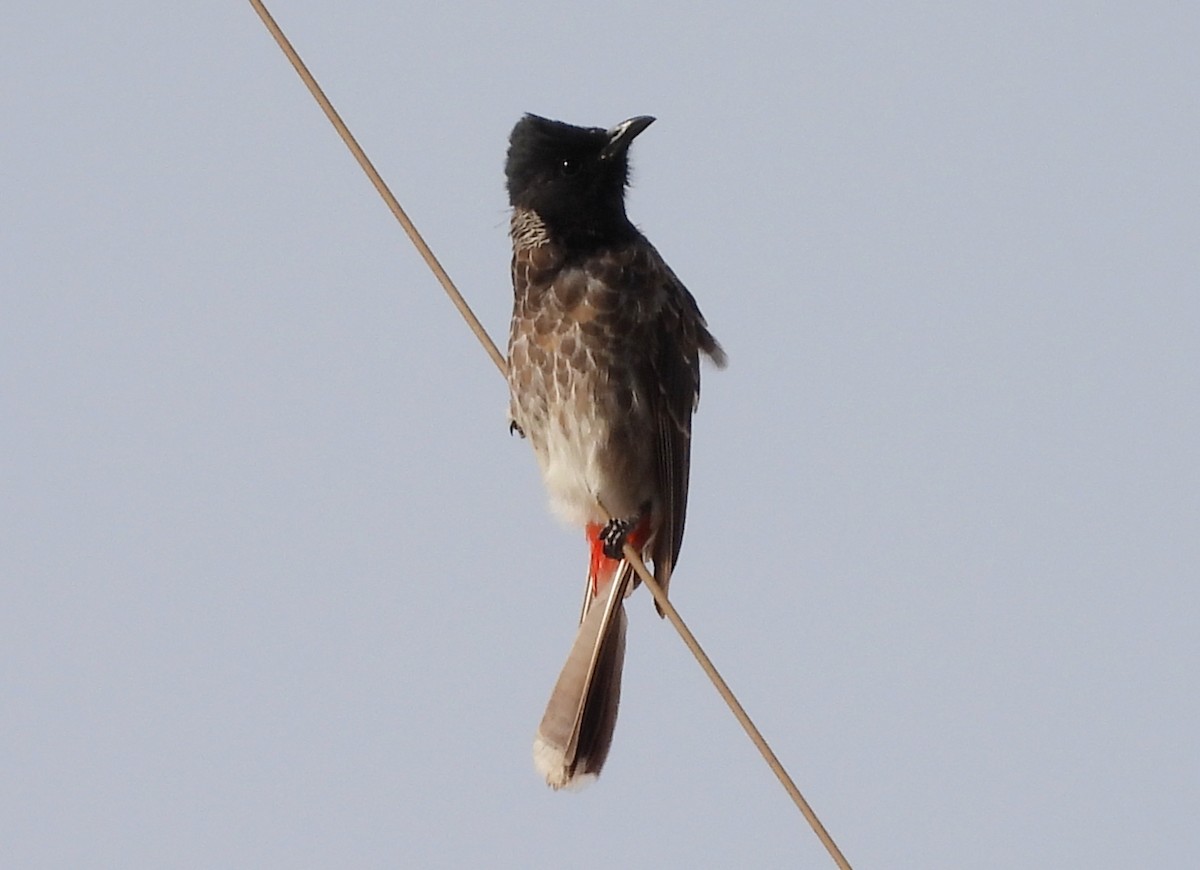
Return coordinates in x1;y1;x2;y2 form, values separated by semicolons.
600;517;636;559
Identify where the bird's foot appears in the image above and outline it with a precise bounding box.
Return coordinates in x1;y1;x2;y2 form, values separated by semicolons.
600;516;637;560
509;420;525;438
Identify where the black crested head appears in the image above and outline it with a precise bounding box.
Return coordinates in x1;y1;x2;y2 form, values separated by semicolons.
506;113;655;247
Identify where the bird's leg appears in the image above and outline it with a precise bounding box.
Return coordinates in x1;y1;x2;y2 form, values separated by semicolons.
600;516;638;559
587;509;653;598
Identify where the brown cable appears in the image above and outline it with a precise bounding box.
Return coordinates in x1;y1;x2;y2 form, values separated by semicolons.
247;3;852;866
247;0;507;377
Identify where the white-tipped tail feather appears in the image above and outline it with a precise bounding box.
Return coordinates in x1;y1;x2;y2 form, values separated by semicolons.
532;735;597;791
533;564;632;789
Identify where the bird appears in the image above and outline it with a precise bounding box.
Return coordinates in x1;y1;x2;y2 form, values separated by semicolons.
505;113;725;789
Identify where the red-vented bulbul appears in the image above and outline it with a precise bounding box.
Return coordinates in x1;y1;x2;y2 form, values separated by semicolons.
505;114;725;789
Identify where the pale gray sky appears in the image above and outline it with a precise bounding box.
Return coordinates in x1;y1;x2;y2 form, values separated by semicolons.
3;2;1197;867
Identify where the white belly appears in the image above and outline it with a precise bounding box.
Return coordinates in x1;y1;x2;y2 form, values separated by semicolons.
535;408;610;528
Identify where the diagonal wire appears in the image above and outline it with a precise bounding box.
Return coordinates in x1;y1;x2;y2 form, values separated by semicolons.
247;0;506;378
247;2;851;867
621;555;850;868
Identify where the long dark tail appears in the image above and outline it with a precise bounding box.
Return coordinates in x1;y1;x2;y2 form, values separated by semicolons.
533;562;633;789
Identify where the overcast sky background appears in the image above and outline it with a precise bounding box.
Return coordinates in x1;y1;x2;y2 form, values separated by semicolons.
3;2;1197;868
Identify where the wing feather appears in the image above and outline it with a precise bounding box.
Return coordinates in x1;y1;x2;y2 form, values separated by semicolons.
636;245;724;613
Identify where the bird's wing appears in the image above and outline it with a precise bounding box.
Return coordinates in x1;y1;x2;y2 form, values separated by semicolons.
636;244;725;611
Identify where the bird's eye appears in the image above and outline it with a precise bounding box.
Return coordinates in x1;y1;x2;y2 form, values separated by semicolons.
559;158;581;177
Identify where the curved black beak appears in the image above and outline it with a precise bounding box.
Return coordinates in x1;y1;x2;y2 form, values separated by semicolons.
601;115;655;160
